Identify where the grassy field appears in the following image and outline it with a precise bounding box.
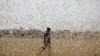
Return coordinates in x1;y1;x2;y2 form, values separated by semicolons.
0;30;100;56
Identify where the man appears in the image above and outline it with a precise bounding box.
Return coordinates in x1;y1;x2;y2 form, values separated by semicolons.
37;27;51;56
42;27;51;49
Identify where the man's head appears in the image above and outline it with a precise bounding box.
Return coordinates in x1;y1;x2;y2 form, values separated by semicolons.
47;27;51;32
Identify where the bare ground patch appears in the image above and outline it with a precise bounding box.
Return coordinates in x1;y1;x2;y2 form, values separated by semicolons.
0;37;100;56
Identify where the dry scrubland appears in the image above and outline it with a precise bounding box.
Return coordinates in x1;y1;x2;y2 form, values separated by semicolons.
0;29;100;56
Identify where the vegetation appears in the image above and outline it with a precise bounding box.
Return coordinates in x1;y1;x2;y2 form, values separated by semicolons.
0;29;100;56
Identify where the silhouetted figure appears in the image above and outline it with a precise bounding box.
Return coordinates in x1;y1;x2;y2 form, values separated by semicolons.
37;27;51;56
42;27;51;49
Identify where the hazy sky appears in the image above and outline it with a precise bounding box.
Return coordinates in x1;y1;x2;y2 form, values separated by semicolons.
0;0;100;31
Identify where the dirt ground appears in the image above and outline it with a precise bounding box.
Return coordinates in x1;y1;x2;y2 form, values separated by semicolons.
0;34;100;56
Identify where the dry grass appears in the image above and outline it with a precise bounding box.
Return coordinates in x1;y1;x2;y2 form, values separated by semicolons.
0;30;100;56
